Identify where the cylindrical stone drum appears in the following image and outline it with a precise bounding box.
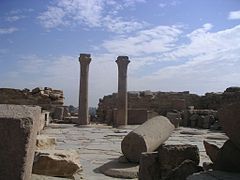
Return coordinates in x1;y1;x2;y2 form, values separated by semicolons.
121;116;174;162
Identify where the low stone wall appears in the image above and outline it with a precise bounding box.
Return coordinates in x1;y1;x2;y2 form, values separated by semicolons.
0;87;64;112
96;87;240;126
97;90;199;124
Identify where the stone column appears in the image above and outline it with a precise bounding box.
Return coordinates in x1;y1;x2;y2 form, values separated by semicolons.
115;56;130;127
78;54;91;125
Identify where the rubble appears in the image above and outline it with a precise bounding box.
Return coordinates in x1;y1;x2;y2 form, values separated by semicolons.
0;87;64;111
36;135;56;150
33;150;82;178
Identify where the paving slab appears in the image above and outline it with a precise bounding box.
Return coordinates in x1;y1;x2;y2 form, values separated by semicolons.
40;124;227;179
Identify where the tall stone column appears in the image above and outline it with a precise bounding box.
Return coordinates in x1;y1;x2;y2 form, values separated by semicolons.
115;56;130;127
78;54;91;125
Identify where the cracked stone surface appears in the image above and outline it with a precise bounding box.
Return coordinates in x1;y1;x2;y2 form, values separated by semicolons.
41;124;228;180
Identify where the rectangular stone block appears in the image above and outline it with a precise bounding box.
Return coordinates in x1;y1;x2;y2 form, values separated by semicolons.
139;152;161;180
0;104;42;133
0;104;40;180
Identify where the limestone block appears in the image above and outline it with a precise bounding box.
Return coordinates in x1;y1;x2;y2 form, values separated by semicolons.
203;141;220;163
164;160;203;180
0;104;42;132
99;159;138;179
138;152;161;180
121;116;174;162
214;140;240;172
33;150;82;177
0;105;40;180
36;135;56;150
158;144;200;177
218;102;240;149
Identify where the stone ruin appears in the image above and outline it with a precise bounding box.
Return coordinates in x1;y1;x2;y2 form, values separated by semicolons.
0;53;240;180
96;87;240;130
0;87;64;111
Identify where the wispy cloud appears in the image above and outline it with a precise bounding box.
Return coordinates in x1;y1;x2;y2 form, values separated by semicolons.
102;25;182;56
158;0;180;8
38;0;146;33
5;15;25;22
0;27;18;34
228;10;240;20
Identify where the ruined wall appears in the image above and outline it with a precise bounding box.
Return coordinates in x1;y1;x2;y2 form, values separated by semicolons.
96;87;240;125
0;87;64;111
97;90;200;124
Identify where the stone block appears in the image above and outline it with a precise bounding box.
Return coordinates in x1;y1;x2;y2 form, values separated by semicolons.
36;135;56;150
164;160;203;180
214;140;240;172
0;104;42;132
203;141;220;163
138;152;161;180
158;144;200;177
0;105;40;180
33;150;82;177
121;116;174;162
218;102;240;149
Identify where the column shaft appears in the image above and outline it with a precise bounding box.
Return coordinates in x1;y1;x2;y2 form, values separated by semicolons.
78;54;91;125
116;56;130;126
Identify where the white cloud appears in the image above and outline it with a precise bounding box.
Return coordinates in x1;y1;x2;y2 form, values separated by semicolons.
228;10;240;20
103;15;147;33
38;0;146;33
0;27;18;34
102;25;182;56
5;15;25;22
158;0;180;8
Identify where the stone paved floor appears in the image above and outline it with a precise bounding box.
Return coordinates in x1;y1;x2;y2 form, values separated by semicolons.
41;123;228;180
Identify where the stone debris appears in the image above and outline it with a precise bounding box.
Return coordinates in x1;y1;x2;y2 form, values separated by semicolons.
36;135;56;150
0;105;40;180
121;116;174;162
203;141;220;163
213;140;240;172
158;144;200;178
164;160;203;180
218;102;240;149
201;102;240;177
0;87;64;111
33;150;83;178
99;159;138;179
138;152;161;180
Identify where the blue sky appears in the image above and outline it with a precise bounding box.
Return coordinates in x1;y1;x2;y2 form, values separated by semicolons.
0;0;240;107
